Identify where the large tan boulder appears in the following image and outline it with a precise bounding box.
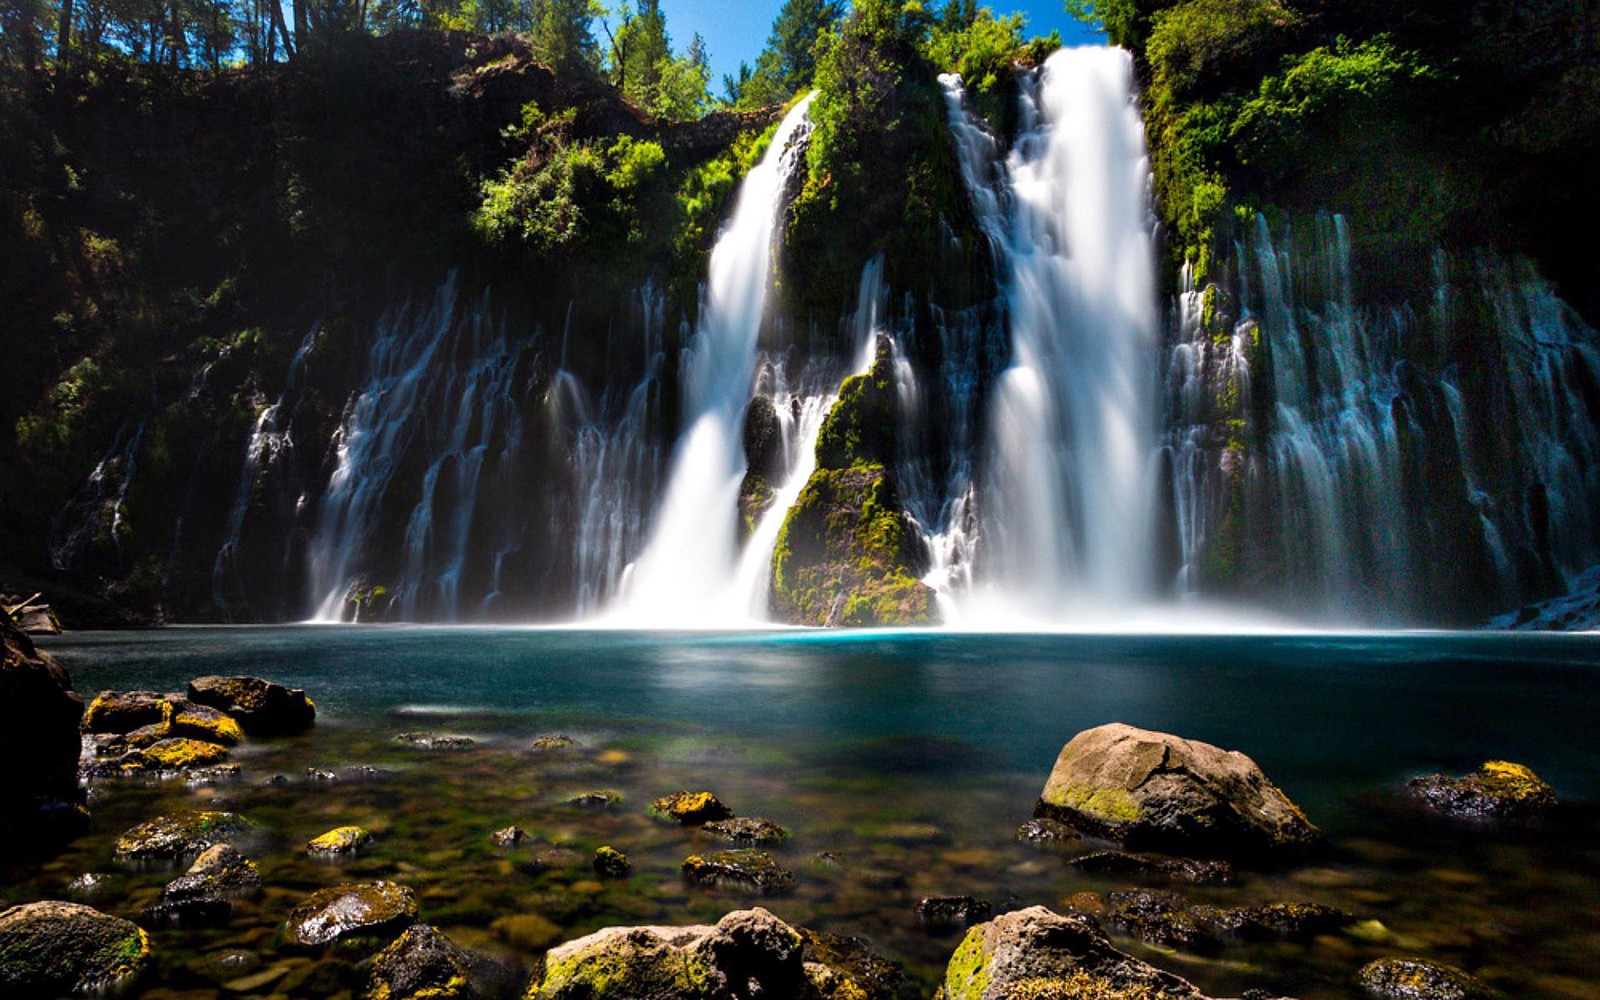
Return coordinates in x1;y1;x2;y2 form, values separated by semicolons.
1035;723;1321;858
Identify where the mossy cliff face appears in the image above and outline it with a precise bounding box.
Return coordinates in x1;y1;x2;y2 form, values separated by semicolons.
770;341;937;627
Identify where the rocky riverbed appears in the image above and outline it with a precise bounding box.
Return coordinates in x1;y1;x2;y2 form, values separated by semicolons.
3;629;1599;999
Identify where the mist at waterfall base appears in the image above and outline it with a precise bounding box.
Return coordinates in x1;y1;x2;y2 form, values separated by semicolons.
160;45;1600;629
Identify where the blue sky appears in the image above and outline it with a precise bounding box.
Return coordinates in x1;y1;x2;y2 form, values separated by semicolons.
648;1;1106;91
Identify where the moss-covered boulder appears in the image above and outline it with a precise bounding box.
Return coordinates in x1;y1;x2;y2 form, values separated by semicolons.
309;826;374;855
122;738;232;772
281;881;418;952
1405;761;1557;823
799;928;906;1000
113;810;250;865
0;616;87;848
141;844;261;927
936;905;1209;1000
593;846;631;877
770;338;938;628
1034;723;1322;858
1357;958;1498;1000
82;690;170;734
526;907;805;1000
187;675;315;735
682;849;796;894
0;900;152;997
650;790;734;825
365;924;501;1000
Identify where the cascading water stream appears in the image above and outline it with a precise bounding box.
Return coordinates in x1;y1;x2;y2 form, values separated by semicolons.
936;48;1160;622
616;95;816;625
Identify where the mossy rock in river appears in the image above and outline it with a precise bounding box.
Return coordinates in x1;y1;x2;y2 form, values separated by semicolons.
1035;723;1322;859
308;825;374;855
938;905;1210;1000
1405;761;1557;823
0;900;152;997
187;675;316;736
281;881;418;952
1357;957;1499;1000
682;849;796;894
650;790;734;825
113;811;250;864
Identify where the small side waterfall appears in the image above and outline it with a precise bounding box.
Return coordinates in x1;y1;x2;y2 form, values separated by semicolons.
212;324;319;620
49;420;146;574
616;95;816;624
935;48;1159;622
307;277;526;622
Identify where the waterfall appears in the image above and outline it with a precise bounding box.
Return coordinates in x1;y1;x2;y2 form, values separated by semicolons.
307;276;526;622
212;324;319;621
1165;212;1600;621
615;95;816;624
935;48;1159;622
49;421;145;574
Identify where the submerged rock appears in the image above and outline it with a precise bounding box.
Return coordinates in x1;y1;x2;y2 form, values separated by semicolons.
142;844;260;927
568;789;624;810
1035;723;1322;858
937;905;1209;1000
530;734;577;752
650;790;734;825
1357;957;1499;999
682;849;795;893
528;906;805;1000
701;817;790;845
395;731;476;750
113;810;249;864
0;616;86;848
916;895;992;931
520;848;585;876
593;846;631;877
309;825;373;855
1197;901;1355;942
1106;889;1219;952
1405;761;1557;823
1067;850;1235;886
187;675;316;735
1015;817;1082;848
366;924;500;1000
799;928;906;1000
490;826;529;847
281;881;418;952
0;900;152;997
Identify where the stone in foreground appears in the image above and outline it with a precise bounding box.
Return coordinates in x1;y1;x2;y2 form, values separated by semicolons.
1405;761;1557;823
528;907;806;999
187;675;316;735
0;900;152;997
0;616;86;847
281;880;418;951
1035;723;1321;858
938;905;1209;1000
682;849;795;893
366;924;503;1000
650;790;734;824
916;895;993;931
1358;957;1499;1000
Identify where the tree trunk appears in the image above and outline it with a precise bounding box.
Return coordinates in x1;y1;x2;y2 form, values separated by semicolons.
57;0;74;61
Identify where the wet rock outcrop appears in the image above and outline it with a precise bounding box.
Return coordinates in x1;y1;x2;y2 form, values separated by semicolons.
1035;723;1322;858
141;844;261;927
1357;957;1499;1000
281;881;419;952
0;615;86;847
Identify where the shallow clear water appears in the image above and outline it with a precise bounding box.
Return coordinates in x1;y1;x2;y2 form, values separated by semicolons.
13;628;1600;999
